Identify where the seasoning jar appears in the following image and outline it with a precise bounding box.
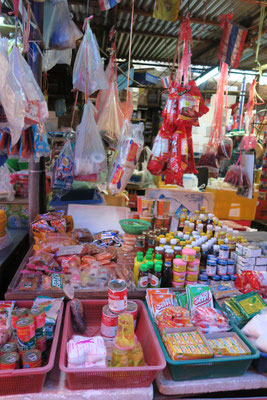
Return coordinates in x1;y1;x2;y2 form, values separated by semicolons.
159;238;167;247
182;248;196;262
136;235;146;253
193;246;201;260
173;258;186;273
211;275;220;282
173;246;182;257
217;259;228;275
173;271;186;283
219;245;229;260
227;259;235;275
198;274;209;285
164;249;174;267
187;259;200;273
155;246;164;257
221;275;230;281
147;234;156;250
186;271;198;282
206;259;217;276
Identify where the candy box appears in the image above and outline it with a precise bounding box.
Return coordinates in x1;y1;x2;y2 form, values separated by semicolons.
236;243;245;256
256;256;267;266
233;291;267;320
206;331;251;357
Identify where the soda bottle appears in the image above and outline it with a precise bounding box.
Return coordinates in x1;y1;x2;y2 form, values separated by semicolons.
134;254;143;286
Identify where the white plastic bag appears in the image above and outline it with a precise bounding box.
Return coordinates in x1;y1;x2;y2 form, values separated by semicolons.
74;100;107;180
0;39;25;145
108;120;144;194
0;163;15;201
10;46;48;126
43;49;72;72
73;23;108;96
45;0;82;49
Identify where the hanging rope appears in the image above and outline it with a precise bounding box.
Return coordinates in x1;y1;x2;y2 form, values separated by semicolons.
255;1;266;76
124;0;134;119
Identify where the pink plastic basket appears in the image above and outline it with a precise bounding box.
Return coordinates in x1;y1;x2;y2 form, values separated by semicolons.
0;300;63;396
59;299;166;390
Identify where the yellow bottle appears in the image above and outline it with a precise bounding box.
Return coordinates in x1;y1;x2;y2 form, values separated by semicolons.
134;255;143;286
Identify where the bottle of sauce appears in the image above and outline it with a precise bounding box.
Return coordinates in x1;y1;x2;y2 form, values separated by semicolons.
164;249;174;267
154;253;163;263
134;254;143;286
159;238;167;247
200;244;208;267
170;238;177;248
161;262;172;288
136;235;146;253
134;251;143;264
206;224;213;237
179;208;187;231
147;234;156;250
150;263;162;288
147;261;154;287
138;264;148;288
155;246;164;258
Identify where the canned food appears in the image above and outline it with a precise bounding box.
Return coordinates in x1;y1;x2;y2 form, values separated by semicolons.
206;260;217;276
16;317;36;354
0;352;19;370
22;349;42;368
11;308;28;336
101;305;118;338
36;336;47;353
108;279;127;313
126;301;138;330
29;307;46;339
0;342;17;356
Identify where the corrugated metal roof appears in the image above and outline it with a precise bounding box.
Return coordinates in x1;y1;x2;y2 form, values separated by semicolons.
70;0;267;70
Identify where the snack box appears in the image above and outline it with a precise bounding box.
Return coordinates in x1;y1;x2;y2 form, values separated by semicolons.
146;303;260;381
255;256;267;266
206;331;251;357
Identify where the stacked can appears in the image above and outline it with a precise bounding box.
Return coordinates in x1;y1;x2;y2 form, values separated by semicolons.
29;307;46;353
16;317;36;356
101;279;138;338
217;244;230;279
172;259;186;288
11;308;29;339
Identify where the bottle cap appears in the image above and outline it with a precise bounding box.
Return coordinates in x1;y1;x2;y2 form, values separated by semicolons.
140;264;147;271
146;254;152;261
147;261;154;269
155;254;162;260
154;264;162;272
137;255;143;262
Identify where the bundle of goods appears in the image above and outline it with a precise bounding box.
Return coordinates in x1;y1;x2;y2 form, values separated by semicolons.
133;205;244;289
147;16;209;186
14;212;136;292
66;284;145;368
0;297;62;370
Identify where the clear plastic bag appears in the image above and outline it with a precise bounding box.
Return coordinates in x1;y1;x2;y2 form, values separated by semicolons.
45;0;82;50
108;120;144;194
224;164;251;190
73;24;108;96
216;135;233;164
0;39;25;145
0;163;15;201
43;49;72;72
74;100;107;180
198;144;218;172
10;46;48;126
52;140;75;198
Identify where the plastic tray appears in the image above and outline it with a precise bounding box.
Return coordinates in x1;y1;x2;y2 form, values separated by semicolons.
0;299;63;396
253;351;267;373
146;304;260;381
59;299;166;390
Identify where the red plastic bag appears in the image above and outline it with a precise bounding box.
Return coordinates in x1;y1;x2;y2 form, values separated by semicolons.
224;163;251;191
216;135;233;164
162;82;179;126
147;121;172;176
198;145;218;172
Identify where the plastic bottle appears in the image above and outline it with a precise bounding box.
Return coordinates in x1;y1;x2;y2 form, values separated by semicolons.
145;253;153;263
161;262;172;288
178;208;187;231
134;251;143;264
147;261;154;287
200;244;208;267
154;253;162;263
137;264;148;288
134;254;143;286
159;238;167;247
150;263;162;288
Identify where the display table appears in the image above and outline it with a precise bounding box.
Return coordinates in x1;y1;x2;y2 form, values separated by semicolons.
156;367;267;396
2;363;153;400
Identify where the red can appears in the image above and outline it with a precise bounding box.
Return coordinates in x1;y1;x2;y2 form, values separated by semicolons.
0;352;19;370
22;349;42;369
36;336;47;353
126;301;138;330
101;305;118;338
108;279;127;314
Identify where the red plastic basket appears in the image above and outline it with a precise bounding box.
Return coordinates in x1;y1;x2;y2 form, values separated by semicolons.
0;300;63;396
59;299;166;390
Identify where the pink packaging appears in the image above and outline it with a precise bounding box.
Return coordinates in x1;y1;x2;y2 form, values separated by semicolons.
172;280;185;288
182;248;196;262
173;259;187;273
172;271;186;283
187;259;200;272
186;271;198;282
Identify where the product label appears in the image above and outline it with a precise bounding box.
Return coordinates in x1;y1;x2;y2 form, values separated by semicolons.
227;265;235;275
206;266;216;276
138;276;148;288
150;275;161;288
111;165;124;185
217;265;227;275
127;140;138;162
108;288;127;313
102;314;118;327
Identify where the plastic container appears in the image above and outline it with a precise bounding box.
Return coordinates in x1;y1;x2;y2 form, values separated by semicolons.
253;351;267;373
146;304;259;381
0;300;63;396
119;219;151;235
59;299;166;390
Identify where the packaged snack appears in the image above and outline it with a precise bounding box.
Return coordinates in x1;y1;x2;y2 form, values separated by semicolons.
0;302;15;332
222;298;247;327
211;281;241;300
41;274;65;290
32;296;64;339
233;291;266;320
17;274;39;291
207;334;250;357
67;335;106;368
186;284;213;311
191;306;230;334
175;293;188;309
146;291;175;319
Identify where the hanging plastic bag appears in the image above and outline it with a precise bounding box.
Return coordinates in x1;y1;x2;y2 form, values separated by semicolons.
147;120;172;176
73;23;108;96
224;155;251;194
32;123;50;158
0;39;25;145
43;49;72;72
162;82;179;126
165;131;184;186
216;135;233;164
52;140;75;198
74;100;107;181
0;164;15;201
108;120;144;194
10;46;48;126
45;0;82;49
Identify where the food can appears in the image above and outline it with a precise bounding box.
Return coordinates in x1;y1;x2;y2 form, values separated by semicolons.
137;197;155;216
126;301;138;330
108;279;127;313
101;305;118;338
29;307;46;339
36;336;47;353
11;308;28;337
16;317;36;354
0;352;19;370
0;342;18;356
22;349;42;368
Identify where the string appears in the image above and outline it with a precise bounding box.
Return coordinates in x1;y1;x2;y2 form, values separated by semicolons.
125;0;134;119
255;1;266;76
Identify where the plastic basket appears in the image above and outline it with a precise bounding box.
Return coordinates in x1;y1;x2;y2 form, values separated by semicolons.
0;299;63;396
146;304;259;381
119;219;151;235
59;299;166;390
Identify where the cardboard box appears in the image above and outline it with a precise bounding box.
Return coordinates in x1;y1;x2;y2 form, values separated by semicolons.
254;265;267;272
236;264;254;274
237;255;256;267
255;256;267;266
236;243;244;256
243;246;262;258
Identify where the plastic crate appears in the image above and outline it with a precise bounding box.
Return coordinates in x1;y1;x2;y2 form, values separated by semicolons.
59;299;166;390
253;351;267;373
0;299;63;396
146;304;259;381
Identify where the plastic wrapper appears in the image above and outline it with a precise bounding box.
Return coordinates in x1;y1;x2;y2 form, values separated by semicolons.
9;46;48;126
32;123;50;158
240;134;257;152
233;291;266;320
73;23;108;96
147;121;172;176
43;49;72;72
224;164;250;191
0;163;15;201
45;0;82;49
0;38;25;145
74;100;107;180
165;130;183;186
162;83;179;126
67;335;106;368
52;140;75;197
190;306;230;334
176;81;208;127
198;144;218;172
70;299;85;333
216;135;233;164
108;120;144;194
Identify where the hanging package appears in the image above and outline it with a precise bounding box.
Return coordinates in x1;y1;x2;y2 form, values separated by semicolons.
73;23;108;96
52;140;75;197
10;46;48;126
108;120;144;194
216;135;233;164
32;123;50;158
74;100;107;181
45;0;82;49
0;38;25;146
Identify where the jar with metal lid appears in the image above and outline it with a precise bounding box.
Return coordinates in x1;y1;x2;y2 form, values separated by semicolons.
159;238;166;247
227;259;235;275
211;275;220;281
136;235;146;252
219;245;229;260
206;259;217;276
173;246;182;257
217;259;228;275
198;274;209;285
221;275;230;281
155;246;164;257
